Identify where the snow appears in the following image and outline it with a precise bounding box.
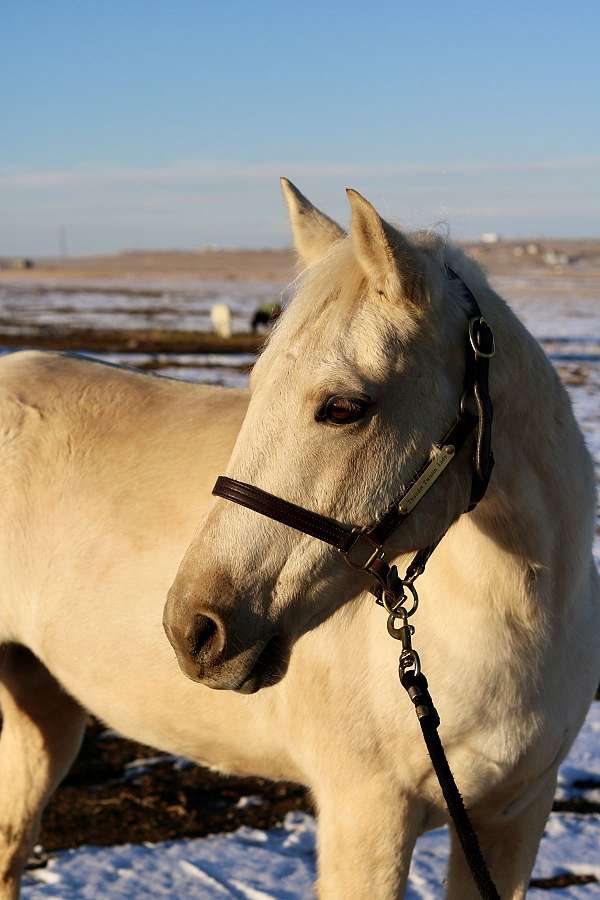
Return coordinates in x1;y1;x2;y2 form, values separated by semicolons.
23;817;316;899
21;705;600;898
0;280;283;335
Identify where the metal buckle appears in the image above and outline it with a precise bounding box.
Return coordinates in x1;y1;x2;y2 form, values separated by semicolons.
468;317;495;359
343;529;385;571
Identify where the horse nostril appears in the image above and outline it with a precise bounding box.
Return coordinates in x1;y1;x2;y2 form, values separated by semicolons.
185;612;224;661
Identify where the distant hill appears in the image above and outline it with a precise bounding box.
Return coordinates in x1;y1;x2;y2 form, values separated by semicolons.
1;240;600;284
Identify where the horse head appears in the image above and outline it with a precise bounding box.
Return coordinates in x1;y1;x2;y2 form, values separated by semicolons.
163;180;492;692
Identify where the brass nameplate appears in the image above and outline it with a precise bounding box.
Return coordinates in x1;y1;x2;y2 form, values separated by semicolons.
398;445;456;515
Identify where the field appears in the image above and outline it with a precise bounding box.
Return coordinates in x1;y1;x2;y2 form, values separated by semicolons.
0;245;598;898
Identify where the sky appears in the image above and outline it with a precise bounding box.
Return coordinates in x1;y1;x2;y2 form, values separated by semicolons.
2;1;600;255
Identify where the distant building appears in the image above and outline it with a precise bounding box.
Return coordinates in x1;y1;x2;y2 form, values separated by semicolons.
480;233;500;245
526;243;540;256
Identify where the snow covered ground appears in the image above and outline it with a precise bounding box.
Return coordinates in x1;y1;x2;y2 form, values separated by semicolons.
21;704;600;898
12;273;600;897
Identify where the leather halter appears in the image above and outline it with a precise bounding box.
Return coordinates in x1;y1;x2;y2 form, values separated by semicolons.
213;266;495;599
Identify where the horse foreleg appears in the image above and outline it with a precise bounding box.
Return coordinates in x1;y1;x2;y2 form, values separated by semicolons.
445;773;557;900
0;645;86;899
315;779;422;899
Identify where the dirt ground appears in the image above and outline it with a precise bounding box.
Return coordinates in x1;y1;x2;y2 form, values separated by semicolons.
34;716;598;891
39;720;311;853
0;249;296;284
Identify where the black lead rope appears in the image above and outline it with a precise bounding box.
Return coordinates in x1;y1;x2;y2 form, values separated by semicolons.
402;671;500;900
371;561;500;900
213;265;500;898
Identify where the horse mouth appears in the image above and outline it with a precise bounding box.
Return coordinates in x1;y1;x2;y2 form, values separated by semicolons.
236;634;290;694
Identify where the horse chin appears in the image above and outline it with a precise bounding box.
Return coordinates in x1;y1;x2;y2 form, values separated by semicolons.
235;634;291;694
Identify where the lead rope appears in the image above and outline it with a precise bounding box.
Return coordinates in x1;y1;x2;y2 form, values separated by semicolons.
375;562;501;900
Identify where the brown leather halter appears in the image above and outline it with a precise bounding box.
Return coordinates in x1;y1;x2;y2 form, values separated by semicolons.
212;266;501;899
213;266;495;614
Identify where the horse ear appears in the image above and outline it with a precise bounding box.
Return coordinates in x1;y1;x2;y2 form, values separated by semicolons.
280;177;345;267
346;189;423;300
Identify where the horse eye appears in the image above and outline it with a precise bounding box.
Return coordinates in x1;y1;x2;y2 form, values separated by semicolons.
316;396;370;425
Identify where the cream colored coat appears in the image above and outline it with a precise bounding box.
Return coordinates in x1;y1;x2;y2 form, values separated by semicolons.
0;181;598;899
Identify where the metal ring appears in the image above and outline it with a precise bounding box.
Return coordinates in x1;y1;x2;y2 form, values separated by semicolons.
381;580;418;617
398;581;419;617
469;317;496;359
381;589;402;615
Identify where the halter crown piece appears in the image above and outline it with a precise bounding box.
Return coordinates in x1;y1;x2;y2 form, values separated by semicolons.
212;266;500;900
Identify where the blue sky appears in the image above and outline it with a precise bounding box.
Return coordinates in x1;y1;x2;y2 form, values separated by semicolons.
2;1;599;254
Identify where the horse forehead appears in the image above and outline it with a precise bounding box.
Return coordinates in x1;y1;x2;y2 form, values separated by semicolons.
260;322;397;392
269;296;410;384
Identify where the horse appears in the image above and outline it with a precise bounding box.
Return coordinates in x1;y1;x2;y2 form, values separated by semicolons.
210;302;233;339
164;180;600;896
251;303;281;332
0;179;595;900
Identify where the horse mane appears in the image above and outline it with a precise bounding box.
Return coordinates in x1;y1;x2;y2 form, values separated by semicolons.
264;228;493;363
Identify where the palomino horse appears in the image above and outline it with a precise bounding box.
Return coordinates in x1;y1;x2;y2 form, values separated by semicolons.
0;181;596;899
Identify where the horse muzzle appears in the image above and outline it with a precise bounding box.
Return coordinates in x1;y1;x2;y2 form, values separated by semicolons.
163;581;290;693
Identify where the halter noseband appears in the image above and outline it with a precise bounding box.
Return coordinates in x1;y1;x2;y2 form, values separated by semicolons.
212;266;495;603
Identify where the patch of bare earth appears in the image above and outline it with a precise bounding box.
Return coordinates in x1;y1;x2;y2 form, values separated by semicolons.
39;721;311;851
34;718;598;891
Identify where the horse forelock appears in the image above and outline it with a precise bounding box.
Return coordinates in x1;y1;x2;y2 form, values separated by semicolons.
253;230;491;393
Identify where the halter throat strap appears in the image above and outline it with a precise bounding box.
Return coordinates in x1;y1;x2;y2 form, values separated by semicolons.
212;265;494;587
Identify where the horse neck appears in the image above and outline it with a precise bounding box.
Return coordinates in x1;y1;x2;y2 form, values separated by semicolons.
440;271;594;616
